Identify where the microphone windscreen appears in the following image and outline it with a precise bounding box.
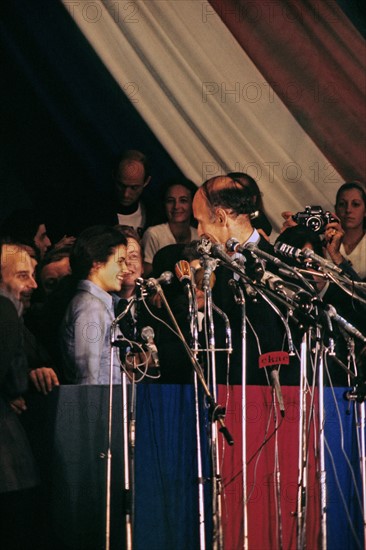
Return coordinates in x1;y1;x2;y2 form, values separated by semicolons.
194;267;216;290
175;260;192;282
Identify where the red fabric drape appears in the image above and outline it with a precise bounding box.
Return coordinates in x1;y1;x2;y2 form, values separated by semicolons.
209;0;366;181
218;385;320;549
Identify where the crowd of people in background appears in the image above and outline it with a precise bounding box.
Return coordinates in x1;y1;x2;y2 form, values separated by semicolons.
1;148;365;547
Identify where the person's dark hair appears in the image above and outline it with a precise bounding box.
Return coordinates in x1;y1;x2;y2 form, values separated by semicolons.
201;176;255;220
227;172;272;236
112;149;151;181
276;226;324;257
160;178;198;202
227;172;264;210
114;225;142;245
335;181;366;207
0;209;45;253
70;225;127;280
40;245;72;270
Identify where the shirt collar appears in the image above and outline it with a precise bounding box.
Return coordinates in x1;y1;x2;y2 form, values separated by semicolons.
244;228;261;245
77;280;114;309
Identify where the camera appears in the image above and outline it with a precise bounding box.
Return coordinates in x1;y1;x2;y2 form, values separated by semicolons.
292;205;336;233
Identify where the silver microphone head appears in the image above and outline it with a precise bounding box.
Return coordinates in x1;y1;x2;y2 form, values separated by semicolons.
157;271;174;284
196;235;212;255
141;326;155;342
146;271;174;289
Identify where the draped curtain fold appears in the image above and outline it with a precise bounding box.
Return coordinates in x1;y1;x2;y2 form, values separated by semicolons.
63;0;351;232
209;0;366;181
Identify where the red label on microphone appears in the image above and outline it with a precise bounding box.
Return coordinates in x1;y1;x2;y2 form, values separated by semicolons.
259;351;290;369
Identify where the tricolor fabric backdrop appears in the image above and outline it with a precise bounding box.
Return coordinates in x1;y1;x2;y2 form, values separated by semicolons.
1;0;365;237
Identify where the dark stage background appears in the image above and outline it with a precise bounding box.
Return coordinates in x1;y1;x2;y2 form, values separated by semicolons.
1;0;365;238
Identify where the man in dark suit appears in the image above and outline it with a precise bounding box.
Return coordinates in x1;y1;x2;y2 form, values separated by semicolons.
0;242;40;548
192;175;286;384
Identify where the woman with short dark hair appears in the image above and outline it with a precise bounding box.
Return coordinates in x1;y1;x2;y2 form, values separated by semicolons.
60;226;129;384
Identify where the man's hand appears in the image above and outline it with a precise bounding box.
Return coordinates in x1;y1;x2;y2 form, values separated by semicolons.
10;397;27;415
54;235;76;249
29;367;60;395
280;211;297;232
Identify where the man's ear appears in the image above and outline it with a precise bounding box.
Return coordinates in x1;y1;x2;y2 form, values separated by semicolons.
216;207;228;225
143;176;152;188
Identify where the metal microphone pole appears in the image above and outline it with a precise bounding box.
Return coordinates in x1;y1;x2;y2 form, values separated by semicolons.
105;322;117;550
229;279;249;550
179;265;206;550
122;367;133;550
297;329;310;550
107;301;137;550
316;324;327;550
343;338;366;548
201;257;224;550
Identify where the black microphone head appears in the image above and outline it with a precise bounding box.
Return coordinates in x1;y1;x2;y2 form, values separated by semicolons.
226;237;240;253
210;242;230;261
274;241;302;259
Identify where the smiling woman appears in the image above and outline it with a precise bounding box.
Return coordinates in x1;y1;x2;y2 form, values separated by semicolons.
141;179;199;276
60;226;129;384
324;181;366;279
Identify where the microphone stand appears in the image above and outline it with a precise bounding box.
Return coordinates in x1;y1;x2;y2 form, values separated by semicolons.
145;276;233;550
229;279;249;550
106;299;137;550
343;338;366;549
296;306;328;550
316;320;327;550
296;328;310;550
201;255;224;550
185;275;207;550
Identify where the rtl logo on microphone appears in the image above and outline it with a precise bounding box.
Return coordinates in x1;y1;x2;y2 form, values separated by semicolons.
259;351;290;369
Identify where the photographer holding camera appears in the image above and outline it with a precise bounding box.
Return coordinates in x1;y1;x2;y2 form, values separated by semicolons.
281;181;366;280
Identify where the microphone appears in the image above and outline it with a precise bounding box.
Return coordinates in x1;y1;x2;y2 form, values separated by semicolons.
242;241;285;268
113;297;135;325
200;256;218;290
227;238;286;269
193;267;216;290
140;326;160;368
175;260;192;285
226;239;266;282
273;242;303;261
269;368;285;417
326;305;366;343
274;241;344;275
195;235;212;255
138;271;174;292
211;304;233;353
210;243;246;274
262;271;313;311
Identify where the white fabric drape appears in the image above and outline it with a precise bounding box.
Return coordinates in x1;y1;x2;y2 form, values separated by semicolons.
62;0;344;232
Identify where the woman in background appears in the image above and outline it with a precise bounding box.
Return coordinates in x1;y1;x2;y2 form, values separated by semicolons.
325;181;366;279
282;181;366;279
142;178;198;275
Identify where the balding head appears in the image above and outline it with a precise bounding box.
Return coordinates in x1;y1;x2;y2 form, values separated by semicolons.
193;176;255;243
114;150;151;208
